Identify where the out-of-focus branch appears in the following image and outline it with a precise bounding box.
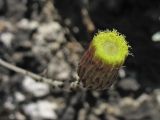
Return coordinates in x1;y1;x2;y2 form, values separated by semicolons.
81;7;95;33
0;58;80;90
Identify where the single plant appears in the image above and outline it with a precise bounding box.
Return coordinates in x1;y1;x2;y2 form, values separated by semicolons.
78;29;129;90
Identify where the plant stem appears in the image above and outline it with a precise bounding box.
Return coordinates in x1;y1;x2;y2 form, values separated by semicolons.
0;58;63;87
0;58;81;90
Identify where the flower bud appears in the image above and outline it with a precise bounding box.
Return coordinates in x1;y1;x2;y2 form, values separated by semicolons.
78;30;129;90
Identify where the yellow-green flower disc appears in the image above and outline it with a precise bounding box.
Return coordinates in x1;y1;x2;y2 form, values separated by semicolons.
91;30;129;66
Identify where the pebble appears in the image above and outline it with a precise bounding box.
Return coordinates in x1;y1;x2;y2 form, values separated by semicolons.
23;100;58;120
152;31;160;42
47;58;71;80
93;103;107;115
78;108;87;120
60;107;75;120
15;112;26;120
88;114;99;120
17;19;39;30
14;91;25;102
120;97;139;108
154;89;160;106
118;68;126;78
4;96;15;110
118;77;140;91
36;22;66;43
6;0;27;20
0;32;14;47
22;76;50;97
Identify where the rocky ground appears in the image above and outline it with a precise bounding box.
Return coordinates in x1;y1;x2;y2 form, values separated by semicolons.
0;0;160;120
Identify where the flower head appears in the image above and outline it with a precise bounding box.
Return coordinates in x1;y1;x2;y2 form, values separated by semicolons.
92;29;129;66
78;29;129;90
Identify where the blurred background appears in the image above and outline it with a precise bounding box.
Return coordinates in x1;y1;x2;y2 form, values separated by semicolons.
0;0;160;120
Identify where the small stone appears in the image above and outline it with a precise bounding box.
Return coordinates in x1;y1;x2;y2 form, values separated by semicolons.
88;114;99;120
56;51;64;59
78;108;87;120
47;58;71;80
106;104;121;116
14;92;25;102
0;32;14;47
120;94;160;120
120;97;139;108
49;42;60;51
56;70;70;80
22;76;50;97
17;19;39;30
61;107;75;120
15;112;26;120
72;26;79;33
118;78;140;91
107;115;119;120
137;94;151;104
6;0;26;20
153;89;160;106
118;68;126;78
152;31;160;42
93;103;107;115
4;96;15;110
36;22;66;43
0;20;6;32
0;20;13;32
23;101;57;120
37;101;58;119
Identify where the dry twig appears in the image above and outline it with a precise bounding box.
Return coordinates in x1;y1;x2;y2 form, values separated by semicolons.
0;58;80;89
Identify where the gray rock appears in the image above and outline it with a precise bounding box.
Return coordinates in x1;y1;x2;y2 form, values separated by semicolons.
88;114;100;120
4;96;15;110
78;108;87;120
48;58;71;80
118;77;140;91
119;94;160;120
22;76;50;97
17;19;39;30
0;32;14;47
60;107;75;120
152;31;160;42
118;68;126;78
14;91;25;102
15;112;26;120
35;22;66;43
154;89;160;106
6;0;26;20
23;100;58;120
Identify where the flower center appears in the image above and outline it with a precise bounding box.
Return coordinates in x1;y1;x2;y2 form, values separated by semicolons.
103;41;118;56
